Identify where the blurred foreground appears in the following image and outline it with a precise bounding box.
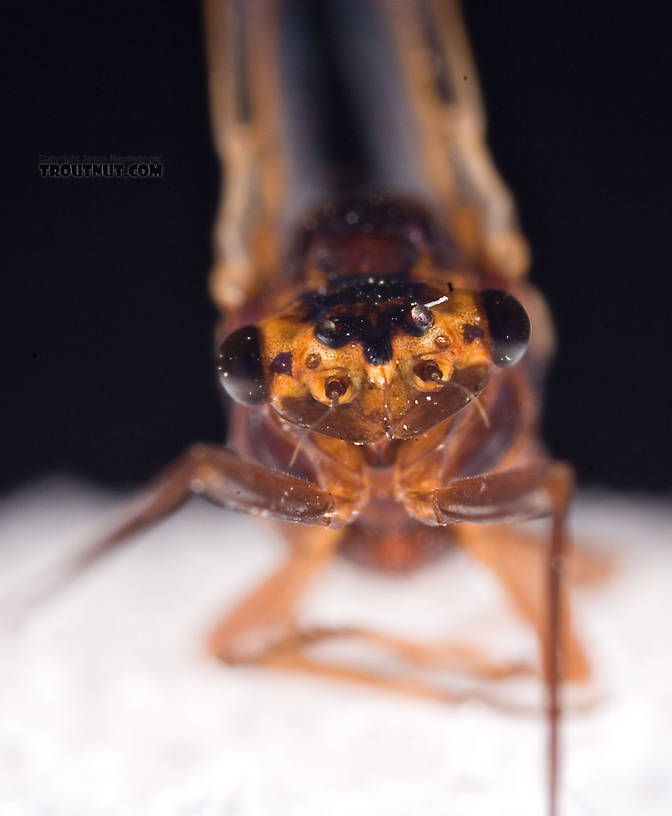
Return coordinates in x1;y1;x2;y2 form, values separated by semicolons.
1;483;670;815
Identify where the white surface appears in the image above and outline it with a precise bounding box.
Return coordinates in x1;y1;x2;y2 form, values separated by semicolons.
1;482;671;815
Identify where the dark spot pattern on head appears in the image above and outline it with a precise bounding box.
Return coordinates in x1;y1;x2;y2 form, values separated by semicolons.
462;324;483;344
270;352;293;375
302;277;443;366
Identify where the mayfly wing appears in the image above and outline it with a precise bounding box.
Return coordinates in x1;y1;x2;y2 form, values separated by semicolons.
203;0;288;314
376;0;531;280
203;0;435;315
204;0;529;320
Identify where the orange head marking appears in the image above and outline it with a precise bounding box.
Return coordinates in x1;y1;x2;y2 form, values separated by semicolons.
217;279;530;443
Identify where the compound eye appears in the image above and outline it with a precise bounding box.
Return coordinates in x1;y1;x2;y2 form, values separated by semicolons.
216;325;267;405
480;289;530;367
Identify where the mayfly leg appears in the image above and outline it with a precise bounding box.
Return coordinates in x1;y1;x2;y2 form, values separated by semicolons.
2;444;363;624
407;458;576;816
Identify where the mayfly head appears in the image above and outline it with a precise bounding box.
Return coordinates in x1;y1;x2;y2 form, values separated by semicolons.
217;277;529;443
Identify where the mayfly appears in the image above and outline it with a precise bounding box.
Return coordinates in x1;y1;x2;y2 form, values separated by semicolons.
17;2;593;814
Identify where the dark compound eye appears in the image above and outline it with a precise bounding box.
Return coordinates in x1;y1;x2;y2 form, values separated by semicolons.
216;325;267;405
479;289;530;367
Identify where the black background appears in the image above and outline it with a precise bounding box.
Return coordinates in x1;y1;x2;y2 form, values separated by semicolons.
3;2;671;496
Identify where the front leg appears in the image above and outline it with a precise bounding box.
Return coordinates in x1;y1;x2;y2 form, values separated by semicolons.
184;444;363;527
405;459;575;681
8;444;365;615
403;461;572;528
404;459;574;816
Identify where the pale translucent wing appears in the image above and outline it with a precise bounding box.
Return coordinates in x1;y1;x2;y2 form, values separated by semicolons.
204;0;430;313
203;0;530;316
381;0;530;279
203;0;287;312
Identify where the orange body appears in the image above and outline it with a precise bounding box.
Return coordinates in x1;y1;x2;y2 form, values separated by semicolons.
225;194;549;572
199;8;585;812
42;6;592;816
